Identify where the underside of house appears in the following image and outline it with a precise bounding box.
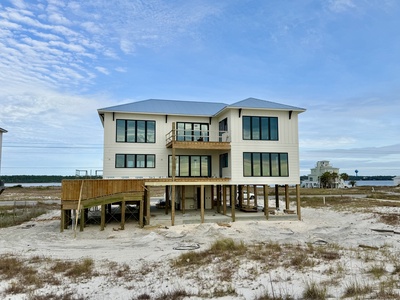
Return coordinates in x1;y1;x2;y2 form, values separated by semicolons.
60;178;301;232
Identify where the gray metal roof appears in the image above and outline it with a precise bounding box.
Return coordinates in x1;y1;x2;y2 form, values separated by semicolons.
98;99;227;116
98;98;306;116
229;98;306;111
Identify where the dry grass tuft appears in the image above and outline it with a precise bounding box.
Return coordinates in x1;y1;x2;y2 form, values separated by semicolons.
173;238;247;267
343;280;373;298
153;288;192;300
376;213;400;226
302;281;327;300
367;264;387;279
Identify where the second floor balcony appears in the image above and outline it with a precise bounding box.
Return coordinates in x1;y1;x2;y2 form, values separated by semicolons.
166;129;231;150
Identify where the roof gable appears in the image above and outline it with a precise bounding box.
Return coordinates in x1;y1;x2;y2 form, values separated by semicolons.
229;98;305;112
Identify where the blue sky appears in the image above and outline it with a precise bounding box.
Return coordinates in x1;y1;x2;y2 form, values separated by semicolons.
0;0;399;177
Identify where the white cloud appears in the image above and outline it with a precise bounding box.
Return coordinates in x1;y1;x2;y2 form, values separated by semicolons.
115;67;127;73
0;0;222;93
328;0;356;13
95;66;109;75
10;0;27;9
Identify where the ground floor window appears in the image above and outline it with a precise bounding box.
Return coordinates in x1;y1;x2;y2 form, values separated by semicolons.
115;154;155;168
168;155;211;177
243;152;288;177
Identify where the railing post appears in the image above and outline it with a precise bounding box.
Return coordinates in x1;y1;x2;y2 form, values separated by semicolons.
172;122;176;143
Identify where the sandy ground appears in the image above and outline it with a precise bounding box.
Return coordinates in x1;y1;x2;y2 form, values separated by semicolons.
0;188;399;299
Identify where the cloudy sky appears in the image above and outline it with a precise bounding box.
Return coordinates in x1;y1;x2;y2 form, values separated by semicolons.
0;0;399;177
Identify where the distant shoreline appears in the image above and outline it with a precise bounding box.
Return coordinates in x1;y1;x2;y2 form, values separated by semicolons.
4;180;395;188
4;183;61;187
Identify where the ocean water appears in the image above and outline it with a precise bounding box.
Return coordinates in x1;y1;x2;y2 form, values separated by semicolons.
350;180;394;187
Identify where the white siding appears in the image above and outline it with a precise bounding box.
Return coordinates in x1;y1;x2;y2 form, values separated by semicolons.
228;108;301;185
103;112;224;179
101;106;302;185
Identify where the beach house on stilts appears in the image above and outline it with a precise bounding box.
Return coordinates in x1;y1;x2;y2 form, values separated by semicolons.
60;98;306;231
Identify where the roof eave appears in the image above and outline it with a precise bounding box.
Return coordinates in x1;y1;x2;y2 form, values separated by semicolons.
97;109;214;117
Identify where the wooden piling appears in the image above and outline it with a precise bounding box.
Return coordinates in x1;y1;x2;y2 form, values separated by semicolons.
285;184;289;210
171;185;175;226
223;185;227;215
231;185;236;222
296;184;301;220
263;185;268;220
120;200;125;230
216;185;221;213
145;187;150;225
101;204;105;231
200;185;205;223
79;206;84;232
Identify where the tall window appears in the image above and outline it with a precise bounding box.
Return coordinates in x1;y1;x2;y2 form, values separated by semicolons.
219;118;228;141
116;120;155;143
115;154;155;168
243;152;288;177
176;122;209;141
220;153;228;168
243;116;278;140
168;155;211;177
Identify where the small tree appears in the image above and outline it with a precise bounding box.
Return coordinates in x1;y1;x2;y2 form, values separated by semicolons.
340;173;349;181
320;172;339;188
319;172;332;188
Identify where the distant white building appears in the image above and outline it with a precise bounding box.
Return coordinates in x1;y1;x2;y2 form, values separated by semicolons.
301;161;347;188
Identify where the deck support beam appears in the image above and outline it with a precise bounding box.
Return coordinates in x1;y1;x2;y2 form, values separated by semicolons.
145;187;150;225
222;185;227;215
165;186;169;215
181;185;186;214
263;185;268;219
275;185;279;208
238;185;243;208
171;185;175;226
139;199;144;228
216;185;221;213
285;184;289;210
120;201;125;230
254;185;258;207
296;184;301;220
79;206;84;232
246;185;250;208
230;185;236;222
200;185;205;223
100;204;105;231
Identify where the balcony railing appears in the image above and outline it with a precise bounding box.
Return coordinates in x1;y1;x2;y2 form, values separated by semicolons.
166;130;230;145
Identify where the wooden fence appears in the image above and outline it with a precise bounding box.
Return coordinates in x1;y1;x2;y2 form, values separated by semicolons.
61;179;145;201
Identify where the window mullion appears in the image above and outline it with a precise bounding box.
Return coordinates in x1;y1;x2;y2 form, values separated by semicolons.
125;120;128;142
